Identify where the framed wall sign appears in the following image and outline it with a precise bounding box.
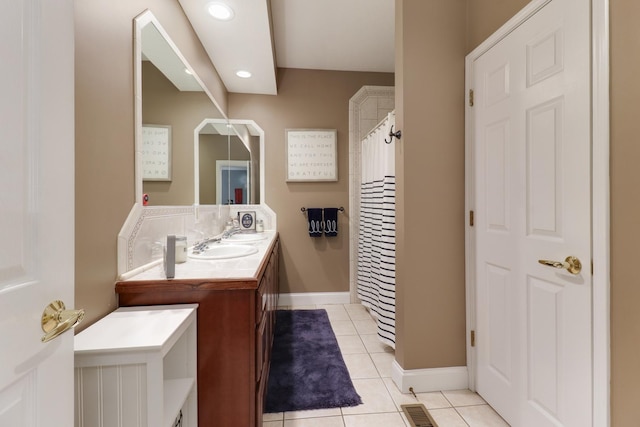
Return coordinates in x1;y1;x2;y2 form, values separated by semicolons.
141;124;172;181
286;128;337;182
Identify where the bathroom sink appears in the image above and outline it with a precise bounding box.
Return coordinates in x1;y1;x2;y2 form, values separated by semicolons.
222;233;268;243
188;244;258;260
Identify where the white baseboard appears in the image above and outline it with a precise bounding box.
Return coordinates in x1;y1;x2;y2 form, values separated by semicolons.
278;292;351;307
391;361;469;393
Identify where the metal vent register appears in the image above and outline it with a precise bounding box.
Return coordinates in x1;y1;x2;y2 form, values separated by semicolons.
401;404;438;427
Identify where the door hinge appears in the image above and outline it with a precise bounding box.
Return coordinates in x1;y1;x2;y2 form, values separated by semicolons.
469;210;474;227
471;330;476;347
469;89;474;107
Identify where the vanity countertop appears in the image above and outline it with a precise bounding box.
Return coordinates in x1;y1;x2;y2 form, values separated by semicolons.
118;230;278;283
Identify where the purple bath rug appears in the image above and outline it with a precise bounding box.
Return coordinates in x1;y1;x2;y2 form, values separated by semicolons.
264;309;362;413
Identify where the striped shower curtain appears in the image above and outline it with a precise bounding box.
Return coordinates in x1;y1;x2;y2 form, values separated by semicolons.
357;113;396;349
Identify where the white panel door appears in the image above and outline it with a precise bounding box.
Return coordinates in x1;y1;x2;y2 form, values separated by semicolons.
0;1;76;426
472;0;592;425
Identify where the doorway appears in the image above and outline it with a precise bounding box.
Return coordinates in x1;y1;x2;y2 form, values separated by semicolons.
464;0;609;425
216;160;250;205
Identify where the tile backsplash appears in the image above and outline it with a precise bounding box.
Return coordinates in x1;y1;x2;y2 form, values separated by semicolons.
117;204;276;276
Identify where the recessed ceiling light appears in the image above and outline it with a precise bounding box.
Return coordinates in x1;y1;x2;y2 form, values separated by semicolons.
207;2;234;21
236;70;252;78
184;68;193;75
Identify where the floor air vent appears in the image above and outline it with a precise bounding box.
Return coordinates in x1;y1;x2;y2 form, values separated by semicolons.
401;403;438;427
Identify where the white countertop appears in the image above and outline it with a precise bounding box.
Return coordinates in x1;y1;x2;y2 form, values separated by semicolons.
121;230;277;281
74;304;198;355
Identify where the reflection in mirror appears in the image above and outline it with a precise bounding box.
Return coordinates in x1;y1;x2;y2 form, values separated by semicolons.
195;119;264;206
134;11;226;206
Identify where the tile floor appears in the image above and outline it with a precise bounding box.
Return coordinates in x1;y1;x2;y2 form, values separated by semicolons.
263;303;510;427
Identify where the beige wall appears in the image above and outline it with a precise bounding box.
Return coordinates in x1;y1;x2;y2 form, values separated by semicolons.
229;68;394;294
199;134;250;204
142;62;224;205
198;134;227;205
465;0;530;50
394;0;467;369
74;0;227;329
610;1;640;424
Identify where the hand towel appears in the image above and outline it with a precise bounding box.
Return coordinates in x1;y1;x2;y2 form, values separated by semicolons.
306;208;323;237
323;208;339;237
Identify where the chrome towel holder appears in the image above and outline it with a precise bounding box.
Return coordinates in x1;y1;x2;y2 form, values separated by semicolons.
301;207;345;213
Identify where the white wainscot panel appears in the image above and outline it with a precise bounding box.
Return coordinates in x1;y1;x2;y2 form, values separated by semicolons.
75;365;148;427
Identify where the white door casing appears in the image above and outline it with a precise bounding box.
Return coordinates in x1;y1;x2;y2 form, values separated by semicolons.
465;0;598;425
0;1;75;425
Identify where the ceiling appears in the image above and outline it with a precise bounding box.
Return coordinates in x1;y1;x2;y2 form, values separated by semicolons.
177;0;395;95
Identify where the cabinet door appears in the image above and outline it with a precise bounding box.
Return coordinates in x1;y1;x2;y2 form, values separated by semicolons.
256;310;268;383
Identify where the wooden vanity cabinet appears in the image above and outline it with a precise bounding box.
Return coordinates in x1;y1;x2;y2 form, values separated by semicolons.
115;235;280;427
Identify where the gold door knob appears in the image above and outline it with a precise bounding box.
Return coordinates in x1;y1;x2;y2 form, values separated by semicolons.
41;300;85;343
538;256;582;275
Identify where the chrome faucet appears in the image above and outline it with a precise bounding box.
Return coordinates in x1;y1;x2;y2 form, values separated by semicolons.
222;226;243;239
191;224;244;255
191;236;221;254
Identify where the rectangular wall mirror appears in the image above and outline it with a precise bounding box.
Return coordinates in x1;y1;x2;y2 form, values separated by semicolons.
135;10;264;207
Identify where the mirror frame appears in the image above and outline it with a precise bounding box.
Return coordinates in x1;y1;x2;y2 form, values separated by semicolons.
194;118;265;206
134;10;228;207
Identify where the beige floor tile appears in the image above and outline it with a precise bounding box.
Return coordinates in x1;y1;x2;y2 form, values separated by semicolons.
336;334;367;354
267;302;510;427
343;412;407;427
399;411;412;427
342;353;380;379
382;378;452;410
329;319;358;336
284;407;342;419
283;416;345;427
341;378;397;415
442;389;486;407
344;304;373;320
263;412;284;421
288;305;318;310
359;334;395;354
456;405;510;427
370;352;394;377
426;408;469;427
352;318;378;335
318;304;350;321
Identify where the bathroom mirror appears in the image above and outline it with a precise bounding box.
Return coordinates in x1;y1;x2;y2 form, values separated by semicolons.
134;10;227;206
195;119;264;205
135;11;265;207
